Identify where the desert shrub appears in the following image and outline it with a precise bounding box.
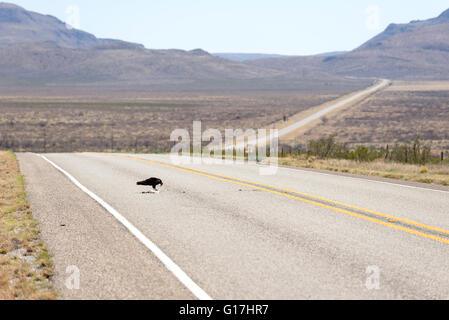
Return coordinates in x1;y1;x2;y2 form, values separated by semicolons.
307;135;379;162
291;135;439;164
386;137;431;165
309;135;343;159
419;166;428;174
350;146;380;162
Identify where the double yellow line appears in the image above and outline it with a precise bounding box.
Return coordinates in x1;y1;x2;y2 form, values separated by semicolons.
104;153;449;246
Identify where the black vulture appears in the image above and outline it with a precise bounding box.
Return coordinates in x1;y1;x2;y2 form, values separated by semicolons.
137;178;163;193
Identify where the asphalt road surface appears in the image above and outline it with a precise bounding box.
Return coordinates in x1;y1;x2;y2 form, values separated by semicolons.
18;152;449;300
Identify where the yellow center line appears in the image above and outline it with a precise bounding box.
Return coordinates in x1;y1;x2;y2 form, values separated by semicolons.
96;153;449;246
177;162;449;236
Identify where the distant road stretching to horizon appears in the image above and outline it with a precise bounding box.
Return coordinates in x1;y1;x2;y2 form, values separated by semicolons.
235;79;390;149
277;79;390;137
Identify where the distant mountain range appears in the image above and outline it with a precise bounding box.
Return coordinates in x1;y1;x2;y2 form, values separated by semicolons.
213;51;347;62
248;9;449;80
0;3;290;87
212;53;288;62
1;2;449;87
0;2;142;49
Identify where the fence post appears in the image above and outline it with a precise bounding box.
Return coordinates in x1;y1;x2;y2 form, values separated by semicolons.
110;134;114;153
43;128;47;153
442;151;444;163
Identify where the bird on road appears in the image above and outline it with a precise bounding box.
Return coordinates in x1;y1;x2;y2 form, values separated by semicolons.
137;178;164;194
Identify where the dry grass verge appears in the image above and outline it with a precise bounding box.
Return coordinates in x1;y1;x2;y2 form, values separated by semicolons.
0;151;57;300
278;156;449;187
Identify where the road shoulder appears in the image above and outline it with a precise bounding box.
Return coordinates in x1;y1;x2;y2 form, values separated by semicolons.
0;151;57;300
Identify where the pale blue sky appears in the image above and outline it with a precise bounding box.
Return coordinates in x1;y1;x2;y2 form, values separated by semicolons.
8;0;449;55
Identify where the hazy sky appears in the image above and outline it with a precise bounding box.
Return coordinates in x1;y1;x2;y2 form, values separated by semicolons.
9;0;449;55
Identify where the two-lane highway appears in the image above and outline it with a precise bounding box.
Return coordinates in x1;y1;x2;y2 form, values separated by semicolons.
19;152;449;299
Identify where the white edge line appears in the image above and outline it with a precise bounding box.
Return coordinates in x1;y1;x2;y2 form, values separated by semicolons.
38;154;212;301
276;163;449;194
